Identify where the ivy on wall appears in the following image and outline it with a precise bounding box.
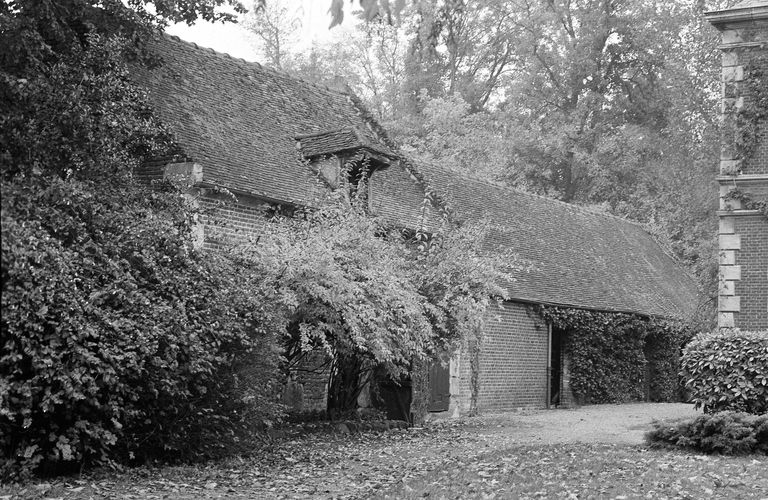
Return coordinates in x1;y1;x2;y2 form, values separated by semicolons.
537;306;694;404
733;54;768;163
723;188;768;220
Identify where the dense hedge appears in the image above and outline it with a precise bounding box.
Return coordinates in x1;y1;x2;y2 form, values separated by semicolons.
538;306;692;404
681;330;768;414
0;32;284;479
0;177;285;478
646;412;768;455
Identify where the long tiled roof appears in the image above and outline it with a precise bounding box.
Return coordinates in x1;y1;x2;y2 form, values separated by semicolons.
136;35;699;319
413;163;699;318
133;34;390;204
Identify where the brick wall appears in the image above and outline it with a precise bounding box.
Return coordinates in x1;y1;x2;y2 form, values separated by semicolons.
135;158;168;184
198;191;272;250
197;189;335;413
284;352;331;413
734;215;768;330
475;302;548;411
709;6;768;330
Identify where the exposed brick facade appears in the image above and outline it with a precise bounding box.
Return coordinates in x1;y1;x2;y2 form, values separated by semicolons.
475;302;548;411
707;2;768;331
734;216;768;329
198;192;271;250
283;352;330;413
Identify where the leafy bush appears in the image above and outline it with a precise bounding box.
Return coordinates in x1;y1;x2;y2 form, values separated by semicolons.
646;325;688;402
538;307;691;404
681;330;768;414
224;192;517;414
0;27;285;479
646;412;768;455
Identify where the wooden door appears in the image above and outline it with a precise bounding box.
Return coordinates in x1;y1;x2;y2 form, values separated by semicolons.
428;360;450;412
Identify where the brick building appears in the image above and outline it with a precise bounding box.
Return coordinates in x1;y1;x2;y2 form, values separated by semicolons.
706;1;768;331
134;35;699;417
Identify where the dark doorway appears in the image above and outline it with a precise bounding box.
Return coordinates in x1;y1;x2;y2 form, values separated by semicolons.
550;328;565;407
373;377;412;422
428;360;450;412
370;366;413;422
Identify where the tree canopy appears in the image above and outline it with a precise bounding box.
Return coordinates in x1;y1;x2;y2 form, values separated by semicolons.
258;0;728;324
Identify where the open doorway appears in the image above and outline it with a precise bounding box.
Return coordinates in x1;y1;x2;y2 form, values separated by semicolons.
549;327;565;407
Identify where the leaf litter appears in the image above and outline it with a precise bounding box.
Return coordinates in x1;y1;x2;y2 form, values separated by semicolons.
2;413;766;499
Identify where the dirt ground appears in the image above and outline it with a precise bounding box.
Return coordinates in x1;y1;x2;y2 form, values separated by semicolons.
455;402;700;445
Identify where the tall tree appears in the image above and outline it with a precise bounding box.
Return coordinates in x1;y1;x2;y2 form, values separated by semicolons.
242;0;302;69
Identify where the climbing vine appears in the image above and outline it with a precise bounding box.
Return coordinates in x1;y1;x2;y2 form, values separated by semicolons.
536;306;694;404
723;188;768;220
728;53;768;166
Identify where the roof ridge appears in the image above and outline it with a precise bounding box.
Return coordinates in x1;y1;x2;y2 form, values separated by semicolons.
160;32;352;98
419;160;644;228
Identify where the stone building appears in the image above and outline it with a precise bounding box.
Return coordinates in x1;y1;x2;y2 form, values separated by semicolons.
706;1;768;331
134;35;699;418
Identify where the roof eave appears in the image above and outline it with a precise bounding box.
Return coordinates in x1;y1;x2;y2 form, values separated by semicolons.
302;146;396;165
704;4;768;28
502;295;692;321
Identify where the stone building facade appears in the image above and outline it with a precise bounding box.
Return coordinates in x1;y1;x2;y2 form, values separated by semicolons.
706;1;768;331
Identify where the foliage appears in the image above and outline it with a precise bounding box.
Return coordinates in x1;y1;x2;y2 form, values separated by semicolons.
242;0;302;69
400;92;512;182
220;187;516;411
1;179;285;475
645;326;687;403
723;188;768;219
681;330;768;415
538;306;693;404
305;0;724;328
276;2;724;321
2;0;522;477
732;54;768;163
327;0;407;28
0;0;283;480
646;412;768;455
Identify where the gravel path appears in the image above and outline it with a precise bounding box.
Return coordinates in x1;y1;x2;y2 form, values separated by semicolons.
446;402;700;445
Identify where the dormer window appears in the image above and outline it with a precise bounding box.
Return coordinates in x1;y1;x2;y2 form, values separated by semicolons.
343;155;371;204
295;127;396;207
